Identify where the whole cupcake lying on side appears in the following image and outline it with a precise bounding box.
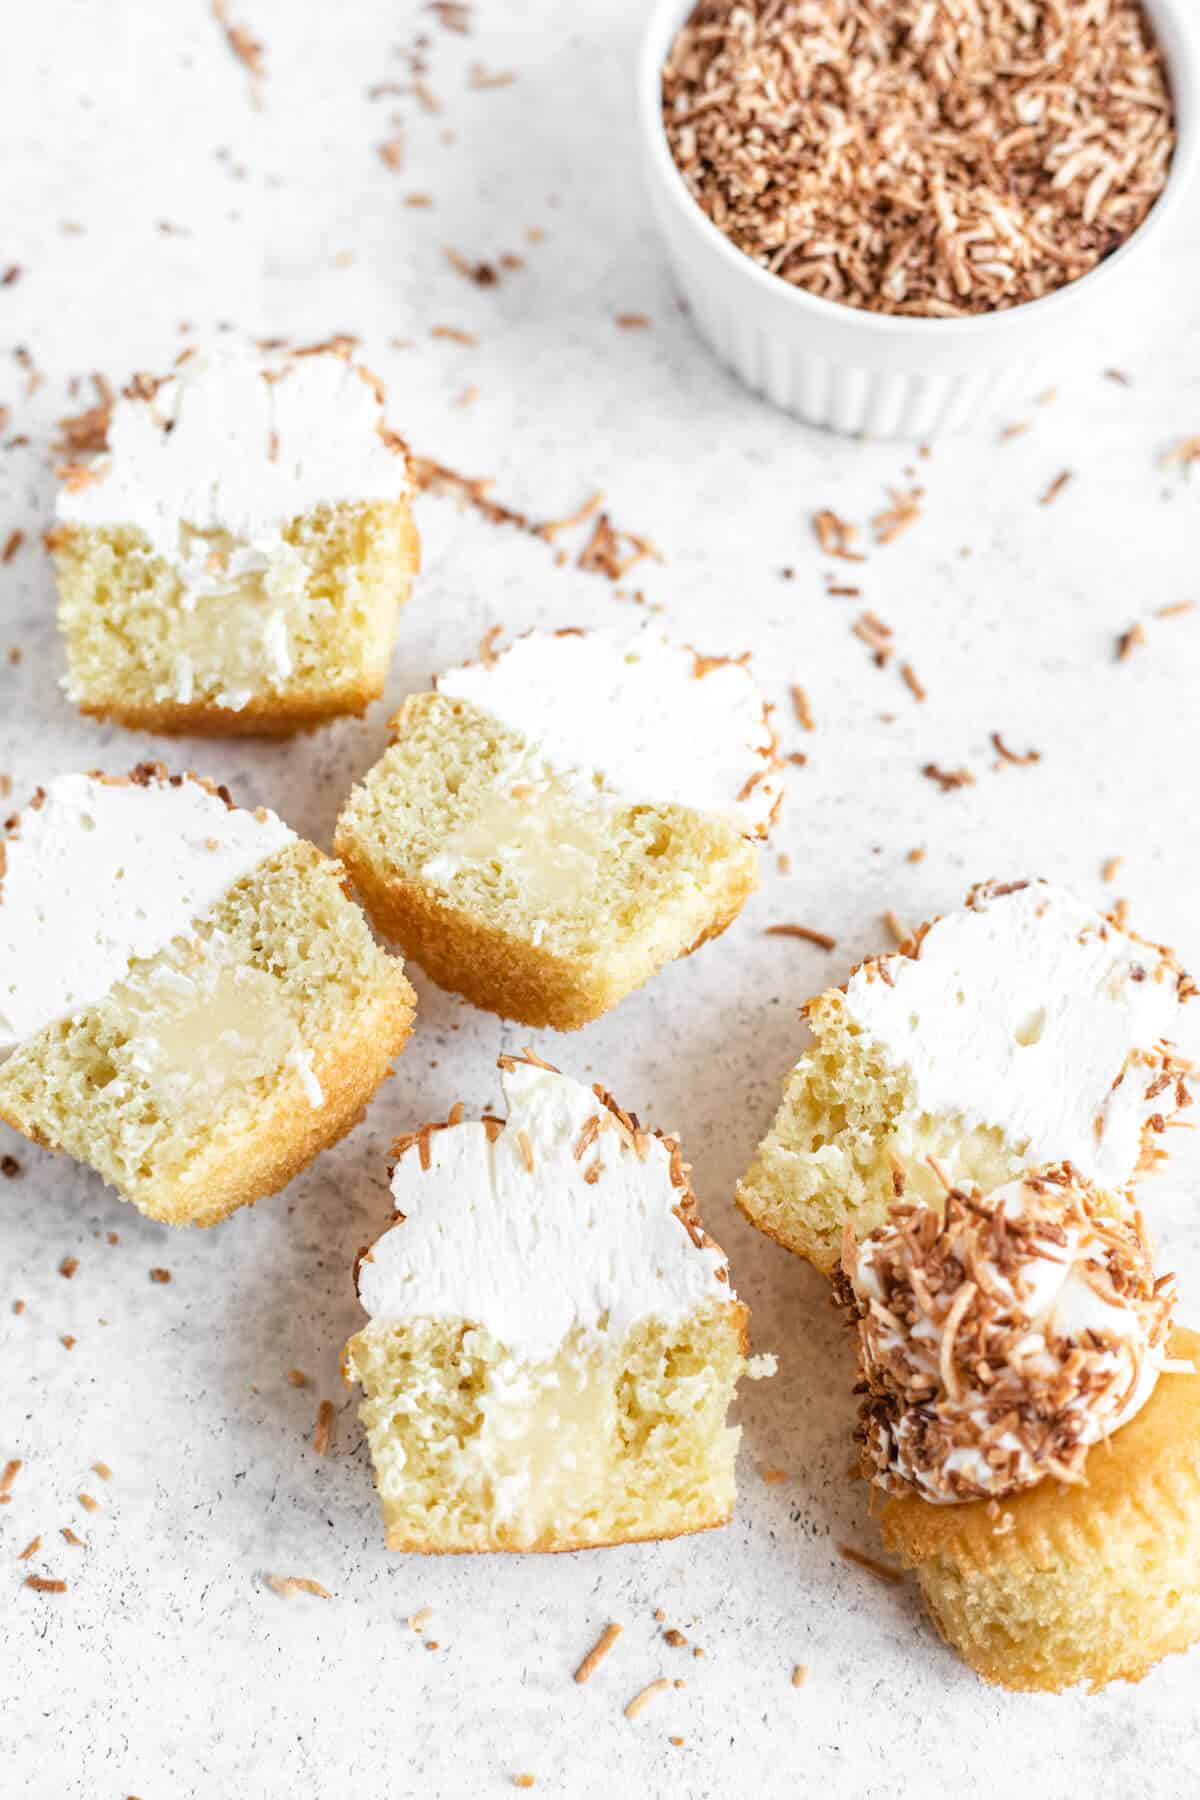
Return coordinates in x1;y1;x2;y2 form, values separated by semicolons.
835;1168;1200;1692
0;766;415;1224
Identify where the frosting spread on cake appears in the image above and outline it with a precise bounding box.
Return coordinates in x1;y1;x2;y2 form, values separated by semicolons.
838;879;1193;1190
837;1168;1176;1504
0;770;294;1050
435;627;781;833
55;347;409;563
355;1057;733;1361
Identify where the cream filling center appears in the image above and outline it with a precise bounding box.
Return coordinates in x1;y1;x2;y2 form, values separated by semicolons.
423;777;611;911
888;1116;1025;1209
161;526;310;709
107;935;311;1122
473;1351;618;1542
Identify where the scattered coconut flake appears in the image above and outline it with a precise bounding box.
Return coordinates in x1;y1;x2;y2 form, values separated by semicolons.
575;1622;624;1684
265;1574;331;1599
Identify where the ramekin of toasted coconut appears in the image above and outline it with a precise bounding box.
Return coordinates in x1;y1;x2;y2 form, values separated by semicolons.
639;0;1200;437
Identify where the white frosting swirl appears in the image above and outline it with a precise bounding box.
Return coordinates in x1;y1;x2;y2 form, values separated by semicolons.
436;627;781;833
355;1059;733;1361
841;879;1192;1192
55;347;409;568
0;772;293;1051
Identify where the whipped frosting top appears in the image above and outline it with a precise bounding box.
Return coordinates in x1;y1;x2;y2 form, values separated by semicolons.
841;1168;1175;1504
435;627;781;833
839;879;1191;1189
55;348;409;559
0;771;294;1050
356;1058;734;1361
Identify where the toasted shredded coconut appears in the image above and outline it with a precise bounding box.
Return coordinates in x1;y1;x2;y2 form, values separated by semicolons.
1162;435;1200;470
992;732;1041;767
838;1545;903;1584
1040;469;1073;506
812;509;863;561
312;1400;334;1457
265;1574;331;1599
212;0;265;81
575;1621;624;1683
765;923;836;951
577;512;661;581
900;662;926;703
922;762;975;792
662;0;1174;317
882;910;907;947
470;62;517;90
873;487;923;544
624;1679;671;1721
835;1172;1175;1502
790;685;814;731
1116;620;1147;661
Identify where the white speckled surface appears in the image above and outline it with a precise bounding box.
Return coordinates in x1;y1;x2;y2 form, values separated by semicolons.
3;4;1200;1796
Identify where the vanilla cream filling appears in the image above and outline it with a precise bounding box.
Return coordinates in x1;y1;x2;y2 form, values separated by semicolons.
105;935;318;1122
471;1348;618;1541
160;525;309;708
880;1117;1022;1211
422;767;612;910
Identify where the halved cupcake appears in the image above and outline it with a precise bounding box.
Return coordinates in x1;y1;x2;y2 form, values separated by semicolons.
51;343;419;735
0;766;415;1224
335;626;781;1029
738;880;1194;1273
345;1053;752;1552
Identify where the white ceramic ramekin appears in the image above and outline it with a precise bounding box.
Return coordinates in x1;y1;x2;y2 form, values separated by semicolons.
639;0;1200;438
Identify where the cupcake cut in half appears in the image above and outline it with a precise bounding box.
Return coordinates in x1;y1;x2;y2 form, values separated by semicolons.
836;1170;1200;1693
334;626;781;1029
0;766;415;1225
345;1052;754;1553
738;880;1195;1274
51;343;419;735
